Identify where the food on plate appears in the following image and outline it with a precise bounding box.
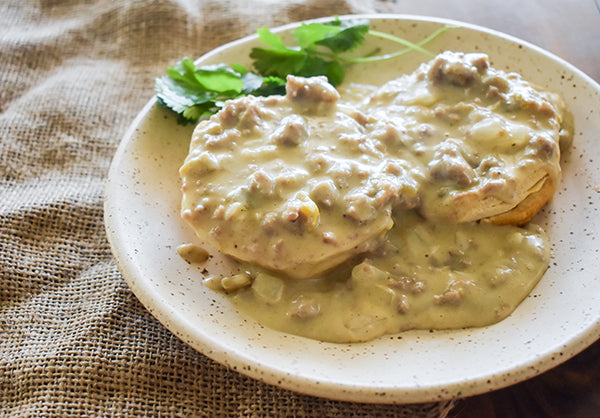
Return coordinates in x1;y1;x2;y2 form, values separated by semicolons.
363;51;571;225
178;50;571;343
180;74;418;278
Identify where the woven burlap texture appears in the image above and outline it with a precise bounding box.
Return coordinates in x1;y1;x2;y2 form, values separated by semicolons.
0;1;456;416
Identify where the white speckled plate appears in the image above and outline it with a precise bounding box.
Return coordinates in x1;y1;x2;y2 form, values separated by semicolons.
104;15;600;403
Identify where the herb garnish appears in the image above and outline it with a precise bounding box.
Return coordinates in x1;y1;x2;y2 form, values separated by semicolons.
155;18;452;124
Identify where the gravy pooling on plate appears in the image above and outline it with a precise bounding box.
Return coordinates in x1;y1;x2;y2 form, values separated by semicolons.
178;51;572;343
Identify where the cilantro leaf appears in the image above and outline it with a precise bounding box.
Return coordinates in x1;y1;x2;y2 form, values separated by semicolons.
155;58;245;124
155;57;286;124
241;73;286;96
166;60;243;94
249;46;307;78
293;18;369;53
155;72;218;118
315;18;369;53
293;22;341;50
298;55;345;86
317;60;344;86
255;26;289;50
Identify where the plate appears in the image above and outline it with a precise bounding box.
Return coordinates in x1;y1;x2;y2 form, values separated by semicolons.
104;15;600;403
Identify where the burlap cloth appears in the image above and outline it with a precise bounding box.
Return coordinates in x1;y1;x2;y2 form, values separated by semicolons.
0;1;474;416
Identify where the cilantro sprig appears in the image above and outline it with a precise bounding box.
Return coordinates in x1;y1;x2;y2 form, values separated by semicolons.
155;18;452;124
250;17;370;86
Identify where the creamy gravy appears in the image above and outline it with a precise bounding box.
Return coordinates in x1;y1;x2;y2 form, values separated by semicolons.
231;212;548;343
179;51;571;343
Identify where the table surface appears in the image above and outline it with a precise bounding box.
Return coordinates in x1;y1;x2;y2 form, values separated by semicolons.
384;1;600;416
377;0;600;85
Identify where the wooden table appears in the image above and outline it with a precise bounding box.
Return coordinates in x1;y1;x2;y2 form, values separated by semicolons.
377;0;600;83
376;0;600;415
